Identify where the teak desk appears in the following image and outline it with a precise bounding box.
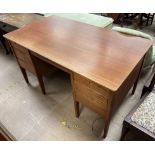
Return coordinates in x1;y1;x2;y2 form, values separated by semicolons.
4;16;153;138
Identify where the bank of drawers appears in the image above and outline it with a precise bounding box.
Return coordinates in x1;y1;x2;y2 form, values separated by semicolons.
11;42;36;74
73;74;110;115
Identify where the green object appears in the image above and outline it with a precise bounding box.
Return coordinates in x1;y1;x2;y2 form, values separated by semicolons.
44;13;113;28
112;26;155;69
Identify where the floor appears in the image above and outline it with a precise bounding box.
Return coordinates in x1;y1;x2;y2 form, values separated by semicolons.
0;21;155;141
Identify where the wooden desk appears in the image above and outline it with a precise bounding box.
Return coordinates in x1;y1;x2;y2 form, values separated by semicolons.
0;13;43;54
4;16;153;138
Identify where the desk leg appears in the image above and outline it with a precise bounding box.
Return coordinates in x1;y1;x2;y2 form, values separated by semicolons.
36;73;46;95
19;67;29;84
29;53;46;95
132;56;145;95
74;101;80;118
100;113;111;138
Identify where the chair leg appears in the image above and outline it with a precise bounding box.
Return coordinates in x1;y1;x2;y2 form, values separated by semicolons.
146;13;150;26
19;67;29;84
74;101;80;118
120;14;125;27
151;14;154;25
120;123;130;141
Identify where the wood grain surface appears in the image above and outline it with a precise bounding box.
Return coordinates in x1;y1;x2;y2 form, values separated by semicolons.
3;15;153;138
4;16;153;92
0;13;43;28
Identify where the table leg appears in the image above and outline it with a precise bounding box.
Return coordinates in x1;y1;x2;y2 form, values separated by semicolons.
19;67;29;84
132;56;145;95
36;72;46;95
74;101;80;118
100;114;110;138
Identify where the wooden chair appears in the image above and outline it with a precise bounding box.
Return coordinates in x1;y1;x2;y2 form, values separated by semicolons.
119;13;139;27
133;13;154;29
141;13;154;27
120;70;155;140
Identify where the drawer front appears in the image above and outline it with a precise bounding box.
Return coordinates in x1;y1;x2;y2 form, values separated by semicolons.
73;74;109;112
74;74;109;97
18;59;35;74
11;42;28;55
11;42;35;73
13;48;32;63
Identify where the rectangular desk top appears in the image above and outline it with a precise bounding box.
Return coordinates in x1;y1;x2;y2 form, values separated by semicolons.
0;13;43;29
4;16;153;91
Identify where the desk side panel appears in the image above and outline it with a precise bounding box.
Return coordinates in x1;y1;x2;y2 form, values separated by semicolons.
72;73;112;117
111;57;144;114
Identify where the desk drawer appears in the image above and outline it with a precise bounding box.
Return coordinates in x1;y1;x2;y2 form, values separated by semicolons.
11;42;36;73
18;59;35;74
74;74;109;97
11;42;28;54
13;48;32;62
73;74;109;112
11;42;32;62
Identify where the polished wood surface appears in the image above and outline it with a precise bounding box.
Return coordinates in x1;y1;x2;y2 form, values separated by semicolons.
0;13;43;54
4;16;153;138
0;13;43;29
4;16;152;91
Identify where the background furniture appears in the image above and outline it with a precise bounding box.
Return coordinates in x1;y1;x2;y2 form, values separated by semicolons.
4;16;152;138
119;13;154;29
120;70;155;140
106;13;121;23
44;13;114;29
137;13;155;29
0;13;43;54
0;28;11;54
119;13;139;27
